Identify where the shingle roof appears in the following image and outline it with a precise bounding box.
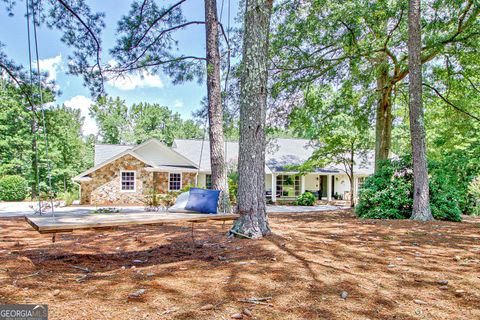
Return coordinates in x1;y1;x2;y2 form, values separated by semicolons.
94;144;133;165
173;138;375;175
92;138;375;175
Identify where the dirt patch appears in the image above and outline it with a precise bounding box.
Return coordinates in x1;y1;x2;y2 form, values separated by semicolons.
0;210;479;319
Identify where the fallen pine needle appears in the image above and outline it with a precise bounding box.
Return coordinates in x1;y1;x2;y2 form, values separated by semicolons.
238;297;273;306
229;230;253;239
71;265;91;273
18;271;40;279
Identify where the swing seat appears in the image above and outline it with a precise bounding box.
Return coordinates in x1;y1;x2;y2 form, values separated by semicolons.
25;211;237;234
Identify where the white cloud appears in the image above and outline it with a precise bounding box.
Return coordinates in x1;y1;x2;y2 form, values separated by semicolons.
63;95;98;136
173;99;184;108
37;54;62;83
107;71;164;90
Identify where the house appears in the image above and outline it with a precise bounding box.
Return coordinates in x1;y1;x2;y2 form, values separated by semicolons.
73;138;374;205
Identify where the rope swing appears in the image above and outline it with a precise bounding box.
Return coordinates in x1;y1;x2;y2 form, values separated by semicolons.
25;0;55;216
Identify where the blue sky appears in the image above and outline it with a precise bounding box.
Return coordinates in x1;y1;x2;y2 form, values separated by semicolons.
0;0;238;135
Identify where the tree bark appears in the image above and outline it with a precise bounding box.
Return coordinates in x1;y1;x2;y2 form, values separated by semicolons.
374;59;393;171
408;0;433;221
230;0;273;239
204;0;229;207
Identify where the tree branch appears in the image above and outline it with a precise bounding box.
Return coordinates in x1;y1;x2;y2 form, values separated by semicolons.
110;56;205;73
0;62;38;120
131;0;189;50
218;21;231;92
55;0;104;90
423;83;480;122
122;21;206;71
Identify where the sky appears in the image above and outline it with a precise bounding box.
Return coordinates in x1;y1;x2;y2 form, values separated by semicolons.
0;0;238;136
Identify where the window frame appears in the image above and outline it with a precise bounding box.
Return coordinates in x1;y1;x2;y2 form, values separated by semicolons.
168;172;182;191
120;170;136;192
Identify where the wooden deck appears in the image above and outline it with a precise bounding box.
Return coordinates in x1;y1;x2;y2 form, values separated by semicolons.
25;212;238;234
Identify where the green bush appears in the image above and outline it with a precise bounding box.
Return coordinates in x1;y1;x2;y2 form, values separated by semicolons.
356;157;461;222
228;171;238;204
468;177;480;216
296;191;316;206
0;175;29;201
60;191;78;206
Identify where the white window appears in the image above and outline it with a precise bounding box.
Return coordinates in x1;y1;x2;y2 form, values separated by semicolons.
120;171;136;192
169;173;182;191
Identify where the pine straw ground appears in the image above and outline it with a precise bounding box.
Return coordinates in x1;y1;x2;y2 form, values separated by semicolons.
0;209;479;320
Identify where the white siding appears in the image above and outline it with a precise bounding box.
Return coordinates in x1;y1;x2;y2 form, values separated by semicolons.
304;174;319;191
265;174;272;191
333;174;351;198
134;141;194;167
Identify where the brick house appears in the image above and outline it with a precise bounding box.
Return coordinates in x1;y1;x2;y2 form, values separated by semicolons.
73;138;374;205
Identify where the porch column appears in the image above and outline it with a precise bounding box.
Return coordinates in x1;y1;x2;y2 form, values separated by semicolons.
327;174;332;201
271;173;277;202
300;175;306;194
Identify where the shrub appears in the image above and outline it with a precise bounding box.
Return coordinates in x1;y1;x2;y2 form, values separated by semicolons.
228;171;238;204
296;192;316;206
356;157;461;222
60;191;78;206
468;177;480;216
0;175;29;201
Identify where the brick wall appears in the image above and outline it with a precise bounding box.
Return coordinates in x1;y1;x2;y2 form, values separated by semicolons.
80;154;153;205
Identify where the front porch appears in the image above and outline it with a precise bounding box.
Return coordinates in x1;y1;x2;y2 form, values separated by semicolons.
265;172;365;203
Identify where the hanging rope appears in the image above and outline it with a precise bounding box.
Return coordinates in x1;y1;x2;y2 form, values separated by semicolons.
25;0;42;214
196;118;208;187
26;0;55;216
219;0;232;214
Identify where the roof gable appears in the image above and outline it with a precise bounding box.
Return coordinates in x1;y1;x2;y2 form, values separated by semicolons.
73;150;152;181
132;139;198;168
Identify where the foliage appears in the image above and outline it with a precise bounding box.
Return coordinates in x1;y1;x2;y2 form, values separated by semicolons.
90;97;129;144
93;208;120;214
468;177;480;216
0;175;29;201
296;192;316;206
143;188;166;212
90;98;204;146
60;191;78;206
1;0;105;95
289;84;373;207
356;157;462;222
228;171;239;204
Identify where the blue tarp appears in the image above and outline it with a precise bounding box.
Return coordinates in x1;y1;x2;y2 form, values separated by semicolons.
185;188;220;214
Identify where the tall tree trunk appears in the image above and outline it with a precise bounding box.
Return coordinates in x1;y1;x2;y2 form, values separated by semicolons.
230;0;273;239
408;0;432;221
204;0;229;207
374;59;393;171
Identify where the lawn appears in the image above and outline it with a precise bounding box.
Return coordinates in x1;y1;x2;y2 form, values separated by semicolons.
0;210;479;319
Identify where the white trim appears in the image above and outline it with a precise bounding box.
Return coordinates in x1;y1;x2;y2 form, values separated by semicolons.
168;172;182;192
73;138;200;183
133;139;199;168
120;170;136;193
144;167;198;173
271;173;277;202
73;150;153;182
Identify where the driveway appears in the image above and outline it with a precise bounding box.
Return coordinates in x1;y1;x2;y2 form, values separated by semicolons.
0;201;344;218
0;201;143;218
266;204;343;213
